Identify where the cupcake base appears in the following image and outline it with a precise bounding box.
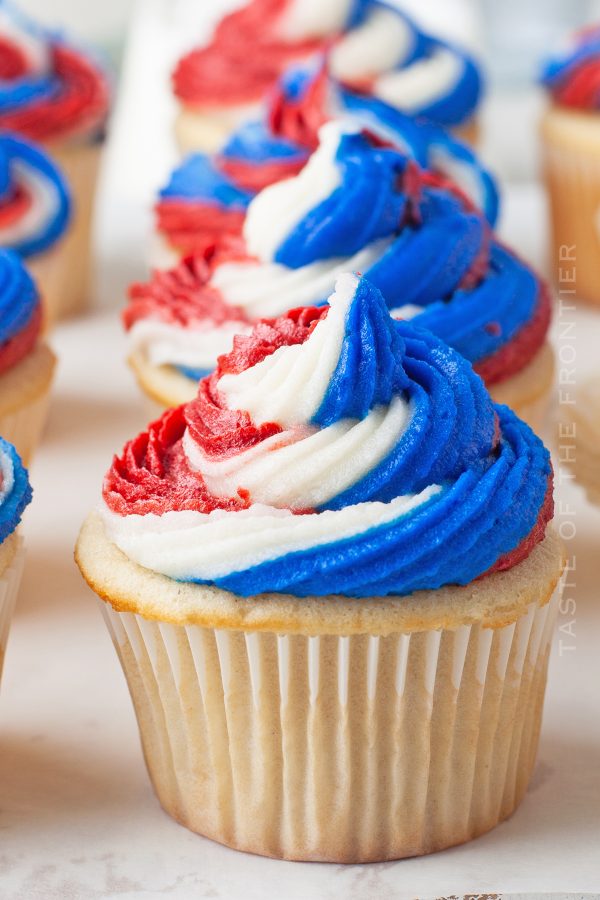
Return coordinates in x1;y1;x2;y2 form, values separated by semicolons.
0;534;25;682
77;513;564;863
488;342;554;433
0;343;56;464
28;139;102;325
453;117;480;148
541;105;600;306
128;350;198;411
175;102;262;155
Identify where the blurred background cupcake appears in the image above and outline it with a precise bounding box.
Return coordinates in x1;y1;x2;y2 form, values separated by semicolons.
125;123;552;429
540;25;600;306
0;249;56;463
0;435;31;684
0;132;71;325
172;0;483;154
0;0;110;319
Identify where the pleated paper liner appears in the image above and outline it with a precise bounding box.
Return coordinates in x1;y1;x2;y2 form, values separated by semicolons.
100;580;561;862
28;139;102;325
0;537;25;682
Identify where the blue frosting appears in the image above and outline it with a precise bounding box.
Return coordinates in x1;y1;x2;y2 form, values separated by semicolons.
188;278;551;597
223;120;307;163
159;154;252;210
0;1;59;112
540;28;600;107
0;133;71;256
176;363;213;382
0;248;39;344
0;436;32;544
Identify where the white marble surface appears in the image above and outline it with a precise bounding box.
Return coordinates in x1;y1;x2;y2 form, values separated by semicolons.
0;1;599;897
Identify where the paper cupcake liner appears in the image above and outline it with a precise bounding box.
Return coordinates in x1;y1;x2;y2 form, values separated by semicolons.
542;133;600;306
100;583;560;862
28;140;102;325
0;538;25;682
0;384;52;466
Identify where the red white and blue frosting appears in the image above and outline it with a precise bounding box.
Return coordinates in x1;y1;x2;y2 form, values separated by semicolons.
106;274;553;598
0;434;31;543
158;60;497;257
0;132;70;257
174;0;482;129
0;1;109;142
128;124;547;386
0;247;42;376
541;25;600;110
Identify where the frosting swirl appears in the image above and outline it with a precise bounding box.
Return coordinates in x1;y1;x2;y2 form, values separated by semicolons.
131;124;546;388
173;0;481;129
0;132;71;256
0;248;41;376
157;61;497;258
0;435;32;543
106;274;553;598
541;25;600;110
0;3;109;141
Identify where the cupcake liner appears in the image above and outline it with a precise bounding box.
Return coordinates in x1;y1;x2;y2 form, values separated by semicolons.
99;582;560;862
0;538;25;681
542;114;600;306
0;387;51;466
28;140;102;325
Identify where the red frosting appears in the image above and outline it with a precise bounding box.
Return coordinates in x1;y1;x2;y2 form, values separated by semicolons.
0;44;109;143
268;61;332;149
173;0;326;108
0;302;42;376
0;181;33;229
553;58;600;109
218;154;306;193
474;278;551;385
0;38;29;79
125;253;250;331
486;476;554;575
155;199;247;257
107;304;325;515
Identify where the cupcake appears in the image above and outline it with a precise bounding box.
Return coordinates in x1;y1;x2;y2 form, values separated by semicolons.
0;2;110;319
0;436;32;682
77;273;564;862
156;60;497;267
173;0;482;153
559;375;600;505
127;124;552;427
541;26;600;306
0;249;56;463
0;132;71;326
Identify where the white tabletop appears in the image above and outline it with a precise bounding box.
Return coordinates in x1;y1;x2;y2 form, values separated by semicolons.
0;2;599;897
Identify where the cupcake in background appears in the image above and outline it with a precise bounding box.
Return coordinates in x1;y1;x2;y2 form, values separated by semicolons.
559;374;600;505
0;1;110;319
155;59;498;267
0;436;31;682
127;123;552;427
0;249;56;463
0;133;71;326
78;273;564;862
173;0;482;153
541;26;600;306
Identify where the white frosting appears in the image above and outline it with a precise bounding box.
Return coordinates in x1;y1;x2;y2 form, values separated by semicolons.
390;304;424;320
212;239;389;318
330;5;415;80
0;447;14;505
0;159;61;247
128;318;251;371
276;0;356;41
373;47;464;114
244;121;345;262
428;145;484;211
0;8;50;76
101;487;439;582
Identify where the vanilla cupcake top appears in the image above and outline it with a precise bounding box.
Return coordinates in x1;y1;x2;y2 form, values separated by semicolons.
0;434;31;543
0;1;109;142
174;0;482;129
107;274;552;598
0;248;42;377
541;25;600;110
0;133;71;257
127;123;548;387
157;60;497;258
